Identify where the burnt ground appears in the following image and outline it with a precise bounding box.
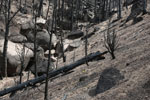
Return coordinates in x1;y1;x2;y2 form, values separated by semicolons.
1;6;150;100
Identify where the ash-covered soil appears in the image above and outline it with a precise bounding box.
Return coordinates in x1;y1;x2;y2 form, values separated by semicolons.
1;3;150;100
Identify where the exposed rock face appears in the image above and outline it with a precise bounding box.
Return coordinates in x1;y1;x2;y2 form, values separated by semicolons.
25;29;57;50
8;26;27;43
0;39;33;76
55;39;81;58
67;39;81;50
125;0;144;23
20;18;57;50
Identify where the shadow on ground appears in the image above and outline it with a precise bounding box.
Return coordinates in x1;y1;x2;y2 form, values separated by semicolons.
88;67;124;97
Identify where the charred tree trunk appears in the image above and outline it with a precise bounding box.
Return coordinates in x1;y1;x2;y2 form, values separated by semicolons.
85;27;89;66
94;0;97;22
44;0;56;99
3;0;11;77
61;0;65;62
0;0;4;14
142;0;147;14
46;0;50;19
33;9;38;78
101;0;106;21
38;0;44;17
118;0;121;19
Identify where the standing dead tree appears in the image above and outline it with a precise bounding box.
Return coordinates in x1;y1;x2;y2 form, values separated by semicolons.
85;24;90;66
0;0;4;14
104;19;119;59
38;0;44;17
44;0;56;99
60;0;66;62
118;0;122;19
32;0;38;78
2;0;21;77
142;0;147;14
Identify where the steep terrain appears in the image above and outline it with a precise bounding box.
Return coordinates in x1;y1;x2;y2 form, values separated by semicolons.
1;5;150;100
0;0;150;100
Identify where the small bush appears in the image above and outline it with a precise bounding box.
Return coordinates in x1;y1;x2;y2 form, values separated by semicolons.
104;28;119;59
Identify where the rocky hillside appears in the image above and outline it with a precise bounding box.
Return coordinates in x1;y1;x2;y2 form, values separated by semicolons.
0;0;150;100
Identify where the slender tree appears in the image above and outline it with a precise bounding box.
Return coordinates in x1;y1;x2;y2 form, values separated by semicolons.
142;0;147;14
46;0;51;19
94;0;97;22
3;0;11;77
0;0;4;14
101;0;106;21
19;0;22;8
85;25;89;66
38;0;44;17
61;0;66;62
44;0;56;99
71;0;74;31
118;0;121;19
32;0;38;78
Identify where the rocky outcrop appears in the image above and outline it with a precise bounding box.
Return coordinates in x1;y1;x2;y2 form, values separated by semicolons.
125;0;144;23
30;57;55;76
9;26;27;43
55;39;82;58
0;39;33;76
20;18;57;50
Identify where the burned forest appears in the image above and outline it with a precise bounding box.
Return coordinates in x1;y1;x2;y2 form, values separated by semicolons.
0;0;150;100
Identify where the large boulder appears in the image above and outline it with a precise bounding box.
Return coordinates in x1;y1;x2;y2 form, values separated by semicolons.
0;24;27;43
20;17;46;35
13;14;32;25
125;0;144;23
0;39;33;76
9;26;27;43
30;57;55;76
55;39;81;57
20;19;41;32
23;29;57;50
20;18;57;50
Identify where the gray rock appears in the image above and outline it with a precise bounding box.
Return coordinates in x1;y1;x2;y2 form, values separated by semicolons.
30;57;55;76
55;39;81;57
0;39;33;76
21;28;57;50
9;26;27;43
21;20;35;30
69;39;81;48
9;35;27;43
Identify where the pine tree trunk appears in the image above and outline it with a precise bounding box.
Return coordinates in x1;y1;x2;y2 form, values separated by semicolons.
118;0;121;19
38;0;44;17
3;0;11;77
44;0;56;99
143;0;147;14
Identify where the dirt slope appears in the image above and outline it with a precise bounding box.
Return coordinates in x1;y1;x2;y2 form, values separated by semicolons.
1;7;150;100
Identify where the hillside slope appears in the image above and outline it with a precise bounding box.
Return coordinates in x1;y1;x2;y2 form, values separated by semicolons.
1;5;150;100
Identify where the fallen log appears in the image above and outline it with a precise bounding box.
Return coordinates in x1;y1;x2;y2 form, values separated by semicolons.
0;51;107;97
